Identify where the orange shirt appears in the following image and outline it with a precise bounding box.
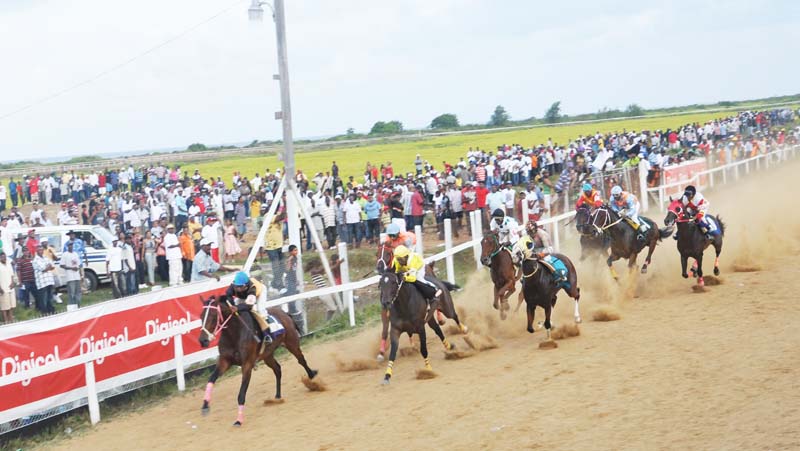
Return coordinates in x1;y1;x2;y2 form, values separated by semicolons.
179;234;195;261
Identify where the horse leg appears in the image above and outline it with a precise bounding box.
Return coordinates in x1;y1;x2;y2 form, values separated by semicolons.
378;308;390;361
696;254;705;287
383;328;400;385
713;240;723;276
262;354;282;399
418;327;432;371
607;254;620;280
543;303;553;341
680;253;689;279
526;303;536;333
427;317;452;351
201;359;231;415
641;242;656;274
285;336;317;380
234;362;255;426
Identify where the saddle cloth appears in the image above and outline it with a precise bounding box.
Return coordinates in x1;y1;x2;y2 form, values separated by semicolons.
266;314;286;339
541;255;570;290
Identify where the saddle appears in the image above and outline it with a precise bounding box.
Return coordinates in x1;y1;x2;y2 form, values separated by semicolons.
523;255;570;290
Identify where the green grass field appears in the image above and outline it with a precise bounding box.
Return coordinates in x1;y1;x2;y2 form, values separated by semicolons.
184;110;747;182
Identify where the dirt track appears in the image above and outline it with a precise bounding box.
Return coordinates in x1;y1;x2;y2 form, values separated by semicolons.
49;159;800;451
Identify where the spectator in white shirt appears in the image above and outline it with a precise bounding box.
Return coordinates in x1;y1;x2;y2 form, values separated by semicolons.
163;224;182;286
60;241;82;307
105;237;125;298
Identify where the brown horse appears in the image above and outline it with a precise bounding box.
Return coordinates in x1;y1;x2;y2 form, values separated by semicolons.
590;205;672;279
375;243;465;361
380;271;452;384
664;198;725;286
519;253;581;340
198;295;317;426
480;231;519;320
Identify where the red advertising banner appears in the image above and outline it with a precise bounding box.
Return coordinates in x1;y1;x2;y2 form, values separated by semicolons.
662;159;709;198
0;284;227;414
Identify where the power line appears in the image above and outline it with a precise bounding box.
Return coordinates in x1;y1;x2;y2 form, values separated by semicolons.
0;0;245;122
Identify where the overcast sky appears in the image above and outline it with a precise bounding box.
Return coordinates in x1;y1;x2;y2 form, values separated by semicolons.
0;0;797;160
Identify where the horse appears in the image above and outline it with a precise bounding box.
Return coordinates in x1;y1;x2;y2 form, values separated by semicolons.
480;231;518;320
375;243;465;361
518;253;581;340
198;295;318;426
379;271;453;384
663;198;725;286
574;205;610;261
590;205;672;278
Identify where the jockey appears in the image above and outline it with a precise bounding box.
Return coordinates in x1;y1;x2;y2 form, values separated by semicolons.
391;245;441;305
225;271;272;344
513;220;554;263
609;185;649;242
680;185;714;239
575;183;603;211
490;208;521;247
384;223;416;249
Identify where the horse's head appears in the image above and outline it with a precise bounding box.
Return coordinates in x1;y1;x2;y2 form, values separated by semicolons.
378;271;403;309
376;243;394;274
575;206;592;236
198;295;231;348
664;197;685;227
480;232;500;267
587;205;613;236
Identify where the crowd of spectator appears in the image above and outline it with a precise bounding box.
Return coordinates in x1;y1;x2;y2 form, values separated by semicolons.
0;108;796;322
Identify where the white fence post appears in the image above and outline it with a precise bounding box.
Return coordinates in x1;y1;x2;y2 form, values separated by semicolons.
745;159;750;174
552;218;561;252
414;225;424;255
638;160;649;212
337;242;355;327
522;197;529;224
174;334;185;391
756;155;761;171
722;165;728;185
472;211;482;270
84;361;101;425
444;219;455;284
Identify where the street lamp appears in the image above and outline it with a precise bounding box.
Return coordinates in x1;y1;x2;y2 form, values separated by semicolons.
249;0;305;331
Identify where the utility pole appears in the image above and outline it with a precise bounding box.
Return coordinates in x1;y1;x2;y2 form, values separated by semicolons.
250;0;305;331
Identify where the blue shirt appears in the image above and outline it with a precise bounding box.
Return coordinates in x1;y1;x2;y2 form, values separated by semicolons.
364;200;381;220
191;250;220;282
175;195;188;216
63;238;87;262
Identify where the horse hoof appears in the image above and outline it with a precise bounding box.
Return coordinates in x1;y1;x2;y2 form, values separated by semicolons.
714;267;720;276
681;273;689;279
376;354;385;363
527;327;535;334
309;370;318;380
382;378;390;386
500;311;507;321
575;316;582;324
201;407;210;416
233;421;242;427
641;267;648;274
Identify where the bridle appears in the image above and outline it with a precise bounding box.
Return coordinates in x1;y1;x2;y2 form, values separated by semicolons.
483;233;505;261
376;243;394;273
380;273;404;307
200;300;234;341
592;206;624;232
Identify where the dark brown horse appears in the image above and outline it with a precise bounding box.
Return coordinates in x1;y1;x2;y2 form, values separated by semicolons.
198;295;317;426
379;271;452;384
574;205;610;261
664;198;725;286
590;205;672;279
518;253;581;340
480;231;518;320
375;243;465;361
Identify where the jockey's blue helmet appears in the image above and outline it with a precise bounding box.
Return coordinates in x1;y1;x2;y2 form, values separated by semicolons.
233;271;250;287
386;223;400;236
582;183;592;192
611;185;623;197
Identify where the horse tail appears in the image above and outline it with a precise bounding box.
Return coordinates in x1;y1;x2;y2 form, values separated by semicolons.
441;280;460;292
716;215;726;236
657;227;672;241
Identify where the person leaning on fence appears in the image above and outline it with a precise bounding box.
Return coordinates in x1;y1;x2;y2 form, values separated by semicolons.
191;239;235;282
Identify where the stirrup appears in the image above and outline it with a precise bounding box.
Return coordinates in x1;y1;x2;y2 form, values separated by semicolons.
262;330;273;343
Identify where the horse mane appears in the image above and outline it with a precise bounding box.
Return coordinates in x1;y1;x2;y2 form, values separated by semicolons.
716;215;726;236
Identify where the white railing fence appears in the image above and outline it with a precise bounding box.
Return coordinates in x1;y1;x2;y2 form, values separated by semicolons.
1;142;796;430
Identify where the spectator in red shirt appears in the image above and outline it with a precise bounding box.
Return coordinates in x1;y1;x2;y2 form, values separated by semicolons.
410;185;425;228
25;230;40;256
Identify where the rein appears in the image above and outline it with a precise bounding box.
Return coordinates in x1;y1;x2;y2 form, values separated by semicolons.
201;302;235;341
521;259;541;279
